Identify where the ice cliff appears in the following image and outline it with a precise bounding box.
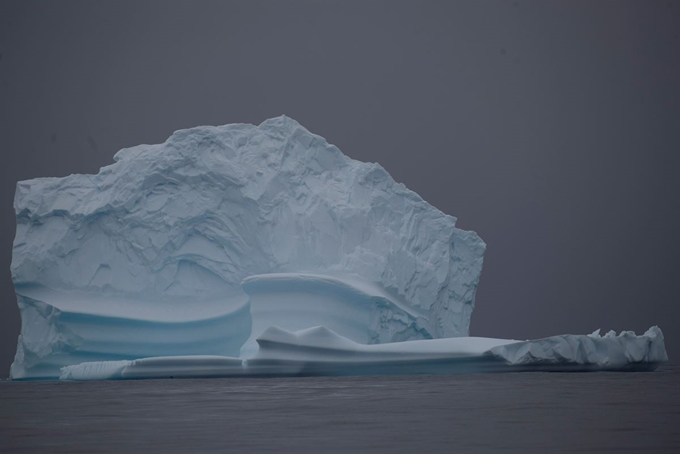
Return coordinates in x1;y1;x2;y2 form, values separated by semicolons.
10;116;486;380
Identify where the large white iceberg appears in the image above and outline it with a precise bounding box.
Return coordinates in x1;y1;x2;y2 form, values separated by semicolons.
9;116;667;380
10;116;483;379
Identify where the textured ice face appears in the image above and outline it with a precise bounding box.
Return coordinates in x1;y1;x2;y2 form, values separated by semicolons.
10;116;486;379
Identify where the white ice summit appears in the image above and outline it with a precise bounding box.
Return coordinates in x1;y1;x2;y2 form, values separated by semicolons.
10;116;667;380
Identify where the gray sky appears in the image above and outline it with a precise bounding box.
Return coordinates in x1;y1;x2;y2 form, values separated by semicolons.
0;0;678;375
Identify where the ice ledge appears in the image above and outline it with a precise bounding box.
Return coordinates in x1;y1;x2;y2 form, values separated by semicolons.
56;325;668;381
59;356;243;381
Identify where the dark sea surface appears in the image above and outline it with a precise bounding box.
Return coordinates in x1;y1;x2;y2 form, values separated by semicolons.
1;366;679;454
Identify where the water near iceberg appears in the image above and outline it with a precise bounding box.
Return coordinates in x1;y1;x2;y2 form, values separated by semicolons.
1;367;679;453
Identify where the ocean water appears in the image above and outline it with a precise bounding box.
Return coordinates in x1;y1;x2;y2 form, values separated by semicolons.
1;366;678;453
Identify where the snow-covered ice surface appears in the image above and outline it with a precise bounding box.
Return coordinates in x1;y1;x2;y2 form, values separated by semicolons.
9;116;667;380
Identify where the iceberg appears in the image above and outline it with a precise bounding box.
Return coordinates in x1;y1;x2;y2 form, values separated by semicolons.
9;116;667;380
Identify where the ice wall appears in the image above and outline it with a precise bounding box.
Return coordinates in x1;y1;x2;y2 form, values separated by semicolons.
10;116;486;379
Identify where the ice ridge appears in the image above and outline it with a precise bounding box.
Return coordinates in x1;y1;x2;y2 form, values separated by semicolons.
489;326;668;370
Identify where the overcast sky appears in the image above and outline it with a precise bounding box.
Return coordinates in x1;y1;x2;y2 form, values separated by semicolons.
0;0;678;375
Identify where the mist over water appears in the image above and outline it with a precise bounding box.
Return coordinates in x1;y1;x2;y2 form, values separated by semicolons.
2;368;679;453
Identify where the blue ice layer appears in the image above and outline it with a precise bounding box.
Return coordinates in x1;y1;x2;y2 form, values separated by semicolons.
11;287;250;380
